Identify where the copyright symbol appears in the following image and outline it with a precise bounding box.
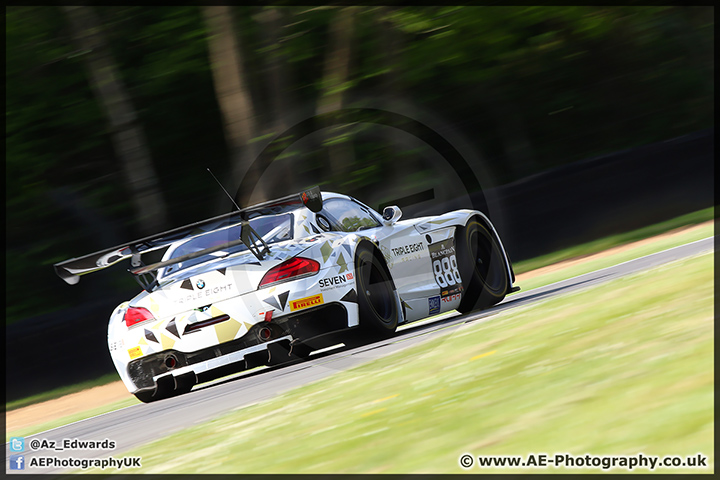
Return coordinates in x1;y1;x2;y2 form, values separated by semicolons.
460;454;474;468
30;439;41;450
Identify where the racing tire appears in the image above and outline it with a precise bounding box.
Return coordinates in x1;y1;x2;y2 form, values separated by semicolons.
456;218;509;314
354;243;399;337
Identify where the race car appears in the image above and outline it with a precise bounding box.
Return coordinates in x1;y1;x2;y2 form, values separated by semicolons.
54;188;518;402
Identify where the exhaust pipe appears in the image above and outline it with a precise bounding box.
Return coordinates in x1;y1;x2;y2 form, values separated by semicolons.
257;326;273;342
165;354;177;369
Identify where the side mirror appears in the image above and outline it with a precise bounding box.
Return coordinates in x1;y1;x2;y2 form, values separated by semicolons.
382;205;402;225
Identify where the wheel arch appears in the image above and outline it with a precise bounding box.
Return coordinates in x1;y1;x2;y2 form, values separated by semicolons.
359;238;397;289
353;237;405;324
460;211;516;286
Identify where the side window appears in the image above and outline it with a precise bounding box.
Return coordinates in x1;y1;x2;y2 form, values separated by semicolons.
322;198;382;232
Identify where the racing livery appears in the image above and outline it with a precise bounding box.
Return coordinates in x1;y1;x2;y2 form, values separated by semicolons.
55;188;517;402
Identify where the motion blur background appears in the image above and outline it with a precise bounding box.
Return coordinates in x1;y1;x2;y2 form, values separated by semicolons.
5;7;713;398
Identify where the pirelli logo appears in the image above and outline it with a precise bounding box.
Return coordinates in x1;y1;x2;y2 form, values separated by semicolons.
290;294;324;311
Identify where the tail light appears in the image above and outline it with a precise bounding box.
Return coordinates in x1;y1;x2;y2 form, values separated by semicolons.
124;306;156;328
258;257;320;288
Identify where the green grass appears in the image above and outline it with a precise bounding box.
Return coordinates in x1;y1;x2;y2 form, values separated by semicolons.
6;397;139;442
96;251;713;474
512;206;714;275
512;220;713;294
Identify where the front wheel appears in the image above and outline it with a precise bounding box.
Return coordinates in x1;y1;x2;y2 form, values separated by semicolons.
354;243;399;337
456;218;509;314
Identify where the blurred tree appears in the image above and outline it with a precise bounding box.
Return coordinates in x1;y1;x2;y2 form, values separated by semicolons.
62;6;169;235
373;6;412;182
316;7;358;182
202;5;265;207
255;7;293;135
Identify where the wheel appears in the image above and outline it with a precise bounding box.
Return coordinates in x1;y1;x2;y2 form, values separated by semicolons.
354;243;399;336
456;218;509;314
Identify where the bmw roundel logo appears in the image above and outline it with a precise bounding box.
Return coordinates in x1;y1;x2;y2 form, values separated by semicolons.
196;279;205;289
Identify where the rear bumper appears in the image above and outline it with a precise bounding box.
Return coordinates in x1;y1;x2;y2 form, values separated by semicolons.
274;302;348;341
127;302;349;392
154;335;293;384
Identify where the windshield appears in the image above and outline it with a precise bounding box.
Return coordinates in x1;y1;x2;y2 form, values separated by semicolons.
161;213;294;277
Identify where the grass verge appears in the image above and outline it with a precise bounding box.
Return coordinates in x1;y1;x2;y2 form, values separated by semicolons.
512;206;713;274
99;251;713;474
512;220;713;294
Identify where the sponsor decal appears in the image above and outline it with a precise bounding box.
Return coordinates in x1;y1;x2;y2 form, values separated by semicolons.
319;272;354;290
428;295;441;315
445;284;463;297
175;283;234;305
127;347;142;359
430;240;456;260
442;293;462;303
290;294;324;311
392;242;424;257
196;279;205;289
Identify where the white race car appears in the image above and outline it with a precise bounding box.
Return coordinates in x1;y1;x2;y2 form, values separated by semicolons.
55;188;518;402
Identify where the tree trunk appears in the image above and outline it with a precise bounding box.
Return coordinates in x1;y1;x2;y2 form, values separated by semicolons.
202;6;265;207
316;7;357;182
256;7;292;135
375;7;407;182
250;7;294;196
62;6;169;235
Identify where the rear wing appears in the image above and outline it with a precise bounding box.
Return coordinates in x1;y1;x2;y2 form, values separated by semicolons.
54;187;323;287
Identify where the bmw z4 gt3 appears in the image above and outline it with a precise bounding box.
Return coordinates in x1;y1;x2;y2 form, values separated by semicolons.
55;188;517;402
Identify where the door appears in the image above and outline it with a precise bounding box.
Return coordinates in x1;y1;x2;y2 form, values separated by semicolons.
323;197;441;298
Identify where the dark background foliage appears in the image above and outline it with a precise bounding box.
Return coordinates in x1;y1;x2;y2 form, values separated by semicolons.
5;6;714;324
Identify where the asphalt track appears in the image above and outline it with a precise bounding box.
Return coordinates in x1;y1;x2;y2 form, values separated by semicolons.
6;236;713;474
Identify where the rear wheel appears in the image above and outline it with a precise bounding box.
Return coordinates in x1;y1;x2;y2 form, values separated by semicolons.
354;243;399;337
456;218;509;314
